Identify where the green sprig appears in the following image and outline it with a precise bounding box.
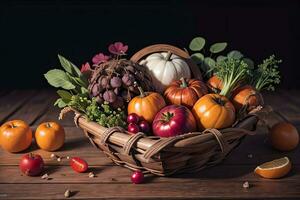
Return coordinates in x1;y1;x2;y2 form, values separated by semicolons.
251;55;281;91
216;57;251;98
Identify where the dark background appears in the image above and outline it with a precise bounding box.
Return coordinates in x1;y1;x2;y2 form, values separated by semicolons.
0;0;299;89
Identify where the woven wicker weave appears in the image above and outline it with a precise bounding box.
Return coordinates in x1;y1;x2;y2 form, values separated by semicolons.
60;44;262;176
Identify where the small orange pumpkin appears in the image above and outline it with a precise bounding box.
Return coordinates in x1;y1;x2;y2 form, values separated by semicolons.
207;75;223;93
192;94;235;130
128;87;166;123
231;85;264;112
164;78;208;109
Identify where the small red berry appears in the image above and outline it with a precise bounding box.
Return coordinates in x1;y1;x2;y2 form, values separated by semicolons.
131;171;144;184
127;113;140;124
128;123;139;134
139;120;150;133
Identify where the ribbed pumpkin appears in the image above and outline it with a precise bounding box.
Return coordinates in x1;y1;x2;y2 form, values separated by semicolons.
128;87;166;123
231;85;264;112
140;51;191;93
207;75;223;93
192;94;236;130
164;78;208;109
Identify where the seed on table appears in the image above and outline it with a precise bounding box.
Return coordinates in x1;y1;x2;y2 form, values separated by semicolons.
88;172;95;178
64;189;71;198
50;153;57;159
41;173;49;180
243;181;250;188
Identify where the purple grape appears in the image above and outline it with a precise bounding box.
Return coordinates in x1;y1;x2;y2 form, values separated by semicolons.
91;84;100;97
100;76;109;88
103;90;117;103
110;76;122;88
122;73;135;86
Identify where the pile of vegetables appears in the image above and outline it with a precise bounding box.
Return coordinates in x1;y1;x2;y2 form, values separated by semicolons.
45;38;282;138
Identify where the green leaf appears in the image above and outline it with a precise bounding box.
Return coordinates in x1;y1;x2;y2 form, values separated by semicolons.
227;50;244;59
209;42;227;53
204;57;216;69
81;87;89;95
44;69;75;90
54;98;68;108
242;58;254;69
191;53;204;64
58;54;82;77
57;90;72;101
189;37;206;51
216;55;226;63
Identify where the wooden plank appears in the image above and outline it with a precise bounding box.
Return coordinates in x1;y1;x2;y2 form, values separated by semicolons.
6;90;57;125
0;127;113;166
262;90;300;125
0;181;299;199
0;90;37;124
0;165;299;184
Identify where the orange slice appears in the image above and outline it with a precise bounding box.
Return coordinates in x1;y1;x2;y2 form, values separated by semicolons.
254;157;291;179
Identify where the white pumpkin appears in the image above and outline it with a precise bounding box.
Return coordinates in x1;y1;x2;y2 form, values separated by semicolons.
140;52;191;93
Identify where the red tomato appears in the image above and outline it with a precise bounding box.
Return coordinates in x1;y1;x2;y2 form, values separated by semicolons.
70;157;88;173
152;105;197;137
19;153;44;176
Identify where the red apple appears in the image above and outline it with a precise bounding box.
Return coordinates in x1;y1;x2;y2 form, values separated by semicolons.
19;153;44;176
152;105;197;137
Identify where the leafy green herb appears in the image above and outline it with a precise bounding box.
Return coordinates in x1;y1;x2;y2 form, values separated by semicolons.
68;95;126;128
251;55;281;91
58;54;82;77
44;69;76;90
45;55;89;97
216;57;251;98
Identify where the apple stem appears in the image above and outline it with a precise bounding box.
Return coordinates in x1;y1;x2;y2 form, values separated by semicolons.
46;122;51;128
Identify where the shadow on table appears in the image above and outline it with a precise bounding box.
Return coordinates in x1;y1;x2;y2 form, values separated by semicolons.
60;137;91;151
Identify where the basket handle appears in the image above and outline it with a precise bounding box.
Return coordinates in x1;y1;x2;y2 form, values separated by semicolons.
130;44;203;80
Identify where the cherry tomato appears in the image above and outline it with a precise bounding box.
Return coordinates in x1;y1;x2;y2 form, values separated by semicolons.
70;157;88;173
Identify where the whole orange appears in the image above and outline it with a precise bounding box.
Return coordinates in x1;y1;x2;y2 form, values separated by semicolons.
35;122;65;151
0;120;32;153
269;122;299;151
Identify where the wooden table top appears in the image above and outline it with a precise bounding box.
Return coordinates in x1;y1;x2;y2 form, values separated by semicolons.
0;89;299;199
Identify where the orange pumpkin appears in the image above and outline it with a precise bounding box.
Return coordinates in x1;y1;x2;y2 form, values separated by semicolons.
35;122;65;151
231;85;264;112
128;87;166;123
207;75;223;93
164;78;208;109
0;120;32;153
192;94;235;130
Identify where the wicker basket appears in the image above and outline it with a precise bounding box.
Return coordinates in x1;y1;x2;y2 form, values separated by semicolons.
60;44;262;176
